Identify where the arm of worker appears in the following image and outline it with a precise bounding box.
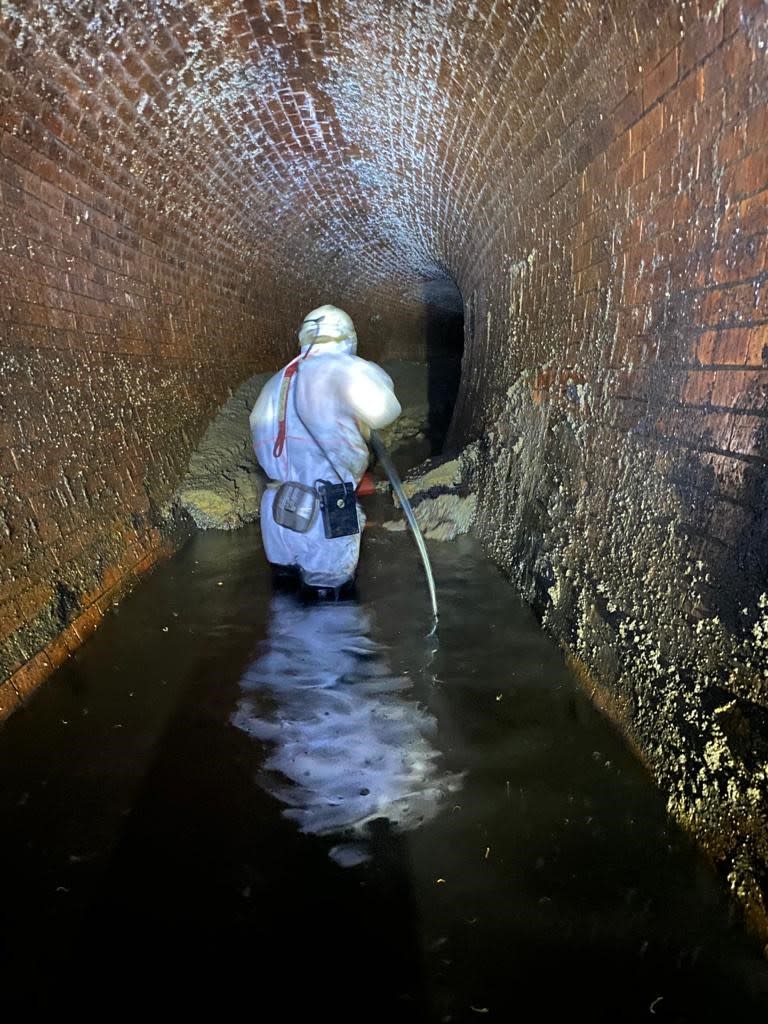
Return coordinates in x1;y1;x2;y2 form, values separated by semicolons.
343;360;402;433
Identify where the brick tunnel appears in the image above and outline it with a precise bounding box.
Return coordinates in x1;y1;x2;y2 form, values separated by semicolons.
2;0;768;964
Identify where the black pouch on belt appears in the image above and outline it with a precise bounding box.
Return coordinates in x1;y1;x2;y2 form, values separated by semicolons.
316;480;360;539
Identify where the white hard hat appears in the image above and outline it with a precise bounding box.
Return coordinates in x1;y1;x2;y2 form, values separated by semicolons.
298;304;357;349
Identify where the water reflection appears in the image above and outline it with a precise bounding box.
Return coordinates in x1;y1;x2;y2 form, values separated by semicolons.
231;592;462;866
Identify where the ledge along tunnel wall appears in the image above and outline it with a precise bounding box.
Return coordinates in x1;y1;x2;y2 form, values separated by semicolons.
1;0;768;947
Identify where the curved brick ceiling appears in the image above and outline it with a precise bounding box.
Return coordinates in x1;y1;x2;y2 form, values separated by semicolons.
3;0;625;317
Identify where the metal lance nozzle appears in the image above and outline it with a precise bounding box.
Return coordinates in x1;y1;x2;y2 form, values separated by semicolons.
369;430;439;628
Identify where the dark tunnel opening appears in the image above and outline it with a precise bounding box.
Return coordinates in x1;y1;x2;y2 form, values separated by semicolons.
422;277;465;455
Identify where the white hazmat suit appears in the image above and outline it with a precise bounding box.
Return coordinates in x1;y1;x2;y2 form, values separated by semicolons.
249;306;401;590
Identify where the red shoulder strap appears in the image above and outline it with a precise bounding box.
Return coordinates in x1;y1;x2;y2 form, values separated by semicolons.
272;356;302;459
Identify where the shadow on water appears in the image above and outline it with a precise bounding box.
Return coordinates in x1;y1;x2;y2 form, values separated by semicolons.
1;509;768;1021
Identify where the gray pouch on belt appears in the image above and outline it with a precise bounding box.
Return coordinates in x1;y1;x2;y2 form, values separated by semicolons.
272;481;319;533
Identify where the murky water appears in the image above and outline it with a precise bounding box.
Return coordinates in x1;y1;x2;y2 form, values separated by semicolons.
2;507;768;1021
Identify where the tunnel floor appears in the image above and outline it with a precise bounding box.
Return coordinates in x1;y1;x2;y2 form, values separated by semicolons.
2;504;768;1021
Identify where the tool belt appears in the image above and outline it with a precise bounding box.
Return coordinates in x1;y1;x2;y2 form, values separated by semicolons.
271;479;359;539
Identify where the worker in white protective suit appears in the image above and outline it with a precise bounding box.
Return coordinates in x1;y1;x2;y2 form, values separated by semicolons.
249;305;402;597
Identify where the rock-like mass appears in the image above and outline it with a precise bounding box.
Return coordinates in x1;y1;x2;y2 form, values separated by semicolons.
173;373;271;530
174;361;430;530
381;443;480;542
376;360;431;453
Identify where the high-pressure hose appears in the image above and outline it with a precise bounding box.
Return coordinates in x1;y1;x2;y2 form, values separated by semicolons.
369;430;439;627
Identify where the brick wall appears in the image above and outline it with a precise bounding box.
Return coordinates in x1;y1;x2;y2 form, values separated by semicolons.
1;0;767;941
445;0;768;941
